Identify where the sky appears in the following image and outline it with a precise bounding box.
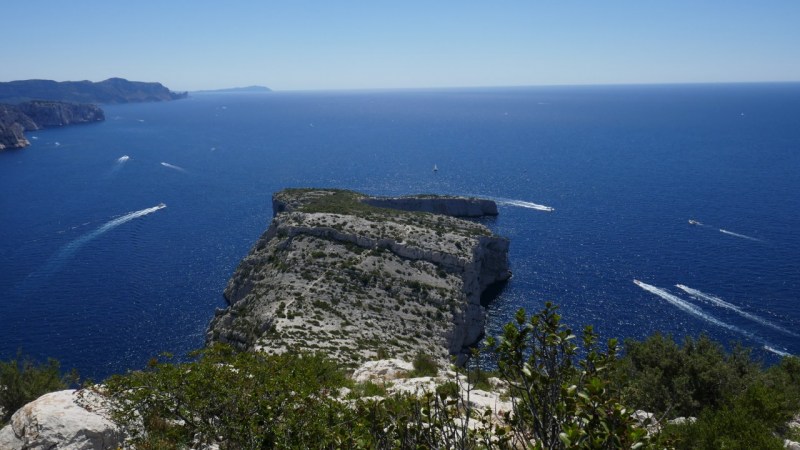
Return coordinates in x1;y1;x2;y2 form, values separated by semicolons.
2;1;799;91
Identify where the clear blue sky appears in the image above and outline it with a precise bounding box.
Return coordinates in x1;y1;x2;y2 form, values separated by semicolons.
3;1;799;91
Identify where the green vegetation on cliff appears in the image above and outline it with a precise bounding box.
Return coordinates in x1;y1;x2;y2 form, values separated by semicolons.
0;352;78;425
103;303;800;448
3;303;799;448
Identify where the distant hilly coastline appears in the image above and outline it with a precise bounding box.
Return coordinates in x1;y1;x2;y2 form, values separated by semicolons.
192;85;272;94
0;78;187;105
0;78;186;151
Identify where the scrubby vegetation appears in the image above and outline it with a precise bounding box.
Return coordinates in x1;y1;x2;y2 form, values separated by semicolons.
0;351;78;425
616;334;800;449
3;303;799;449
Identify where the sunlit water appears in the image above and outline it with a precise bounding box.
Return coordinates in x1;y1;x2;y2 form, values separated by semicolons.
1;84;799;379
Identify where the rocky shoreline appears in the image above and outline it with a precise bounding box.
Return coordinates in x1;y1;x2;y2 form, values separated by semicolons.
0;101;104;150
207;188;511;367
0;77;187;151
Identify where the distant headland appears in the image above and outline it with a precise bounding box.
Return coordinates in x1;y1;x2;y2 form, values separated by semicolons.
0;78;187;104
192;85;272;94
0;78;187;151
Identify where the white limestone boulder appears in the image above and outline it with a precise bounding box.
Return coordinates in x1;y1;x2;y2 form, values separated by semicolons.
0;389;122;450
352;358;414;383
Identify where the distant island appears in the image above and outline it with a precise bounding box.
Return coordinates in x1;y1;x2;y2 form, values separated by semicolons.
192;85;272;94
0;78;187;151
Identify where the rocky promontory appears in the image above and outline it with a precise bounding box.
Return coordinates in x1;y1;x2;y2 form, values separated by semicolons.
0;101;104;150
208;189;511;367
0;77;186;150
0;78;187;105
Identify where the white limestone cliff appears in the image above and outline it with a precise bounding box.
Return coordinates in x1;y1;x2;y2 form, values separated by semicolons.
208;189;511;367
0;389;122;450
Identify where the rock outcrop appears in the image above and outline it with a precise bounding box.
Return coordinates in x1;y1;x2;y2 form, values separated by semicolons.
208;189;510;367
0;389;123;450
0;101;104;150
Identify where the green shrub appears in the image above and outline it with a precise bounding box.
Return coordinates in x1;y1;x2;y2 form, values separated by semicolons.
410;352;439;377
615;333;760;417
105;345;351;449
487;303;649;449
658;394;786;450
0;351;77;424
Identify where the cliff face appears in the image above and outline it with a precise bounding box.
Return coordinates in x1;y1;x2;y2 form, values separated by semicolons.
0;104;33;149
0;101;104;150
207;189;510;367
0;78;187;104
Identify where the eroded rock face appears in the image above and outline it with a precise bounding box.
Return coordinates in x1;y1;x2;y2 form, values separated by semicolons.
0;101;104;150
208;189;511;367
0;389;122;450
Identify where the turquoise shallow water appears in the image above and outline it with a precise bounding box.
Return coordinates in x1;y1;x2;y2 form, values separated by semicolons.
1;84;799;379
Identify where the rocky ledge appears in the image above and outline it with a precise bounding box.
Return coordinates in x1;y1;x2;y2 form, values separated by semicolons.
0;101;104;150
207;189;511;367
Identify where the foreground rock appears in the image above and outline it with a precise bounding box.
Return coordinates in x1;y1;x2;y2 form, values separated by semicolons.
0;101;104;150
208;189;511;367
0;389;122;450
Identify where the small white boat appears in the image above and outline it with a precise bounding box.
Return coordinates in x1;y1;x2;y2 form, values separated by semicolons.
688;219;701;226
433;164;438;172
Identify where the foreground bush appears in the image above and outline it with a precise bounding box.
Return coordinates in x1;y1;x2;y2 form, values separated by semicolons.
617;333;800;449
97;302;800;448
487;303;649;449
105;346;354;449
103;303;650;449
0;351;77;425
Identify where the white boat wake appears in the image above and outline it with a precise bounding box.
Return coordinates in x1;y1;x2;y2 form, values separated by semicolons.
676;284;798;337
633;280;792;356
108;156;132;177
161;162;186;172
56;204;166;260
634;280;743;333
764;346;792;357
719;228;762;242
482;196;555;212
16;204;167;293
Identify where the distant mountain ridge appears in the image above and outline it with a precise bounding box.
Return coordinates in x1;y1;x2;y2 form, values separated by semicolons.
0;78;188;104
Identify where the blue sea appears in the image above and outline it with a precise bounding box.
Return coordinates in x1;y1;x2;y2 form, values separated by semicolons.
1;84;799;380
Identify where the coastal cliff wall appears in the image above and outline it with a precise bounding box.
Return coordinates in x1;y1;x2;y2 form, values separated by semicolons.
0;77;184;150
0;101;104;150
208;189;510;367
0;78;187;104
